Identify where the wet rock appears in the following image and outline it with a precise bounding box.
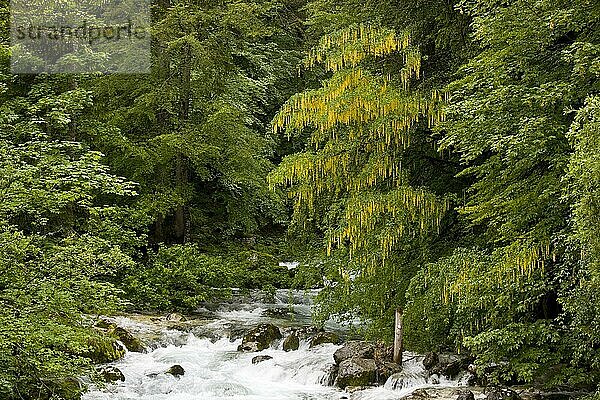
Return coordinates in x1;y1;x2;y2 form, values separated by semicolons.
486;387;521;400
166;313;186;322
319;363;338;386
456;389;475;400
374;342;394;362
346;386;369;393
309;331;341;348
166;364;185;378
237;323;282;352
403;388;434;400
82;338;126;363
99;366;125;382
283;334;300;351
112;326;145;352
333;341;375;364
430;353;472;379
375;361;402;384
294;326;321;340
252;355;273;364
423;352;439;370
335;357;377;388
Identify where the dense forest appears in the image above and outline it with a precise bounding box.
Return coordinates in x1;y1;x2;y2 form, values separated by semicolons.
1;0;599;398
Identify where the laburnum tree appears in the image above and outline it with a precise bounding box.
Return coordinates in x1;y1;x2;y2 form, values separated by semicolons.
269;0;470;338
269;22;454;336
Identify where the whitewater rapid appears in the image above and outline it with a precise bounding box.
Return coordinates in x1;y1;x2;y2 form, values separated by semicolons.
83;290;464;400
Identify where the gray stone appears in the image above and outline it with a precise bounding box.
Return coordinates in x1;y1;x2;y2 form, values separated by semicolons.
335;357;377;388
333;341;375;364
375;361;402;384
309;331;341;348
252;355;273;364
99;366;125;383
166;364;185;378
237;324;282;352
283;334;300;351
165;313;186;322
423;352;439;369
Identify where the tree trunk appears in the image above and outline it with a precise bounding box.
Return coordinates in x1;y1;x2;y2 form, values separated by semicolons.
393;308;403;365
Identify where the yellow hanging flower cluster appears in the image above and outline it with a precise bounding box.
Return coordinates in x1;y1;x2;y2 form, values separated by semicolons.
446;241;553;304
269;24;447;265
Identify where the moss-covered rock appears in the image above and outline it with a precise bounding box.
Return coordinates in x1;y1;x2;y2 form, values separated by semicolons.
111;327;145;353
335;357;377;388
81;336;126;364
309;331;341;347
283;334;300;351
237;324;282;352
94;317;117;330
98;366;125;383
37;377;84;400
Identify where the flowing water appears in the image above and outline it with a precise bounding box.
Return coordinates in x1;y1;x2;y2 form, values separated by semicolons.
83;290;464;400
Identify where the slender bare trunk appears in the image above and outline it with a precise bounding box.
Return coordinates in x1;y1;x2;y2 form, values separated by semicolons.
393;308;403;365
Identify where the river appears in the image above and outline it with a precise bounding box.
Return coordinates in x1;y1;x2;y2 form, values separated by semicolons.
83;289;464;400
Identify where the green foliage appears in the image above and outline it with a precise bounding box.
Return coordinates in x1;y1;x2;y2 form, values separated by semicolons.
86;0;303;245
1;0;600;395
399;0;600;387
123;240;295;312
0;36;140;395
124;244;232;310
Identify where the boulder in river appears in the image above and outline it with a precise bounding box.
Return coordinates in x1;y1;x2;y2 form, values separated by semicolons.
252;355;273;364
430;353;472;378
82;337;126;363
166;364;185;378
283;334;300;351
423;352;439;370
112;327;145;353
95;317;117;330
486;388;521;400
375;361;402;384
237;323;282;352
335;357;377;388
333;341;375;364
294;325;321;340
309;331;341;347
99;366;125;382
405;388;435;400
166;313;186;322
